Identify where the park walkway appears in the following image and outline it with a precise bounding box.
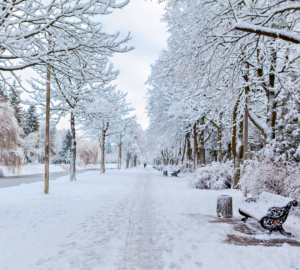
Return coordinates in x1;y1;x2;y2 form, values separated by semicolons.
0;167;299;270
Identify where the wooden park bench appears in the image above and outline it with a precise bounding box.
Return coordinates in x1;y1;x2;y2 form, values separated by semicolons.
171;170;180;177
239;192;298;237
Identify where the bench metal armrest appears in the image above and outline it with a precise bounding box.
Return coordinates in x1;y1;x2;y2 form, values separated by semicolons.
245;197;259;203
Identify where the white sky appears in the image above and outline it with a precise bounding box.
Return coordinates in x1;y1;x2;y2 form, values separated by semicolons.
61;0;168;130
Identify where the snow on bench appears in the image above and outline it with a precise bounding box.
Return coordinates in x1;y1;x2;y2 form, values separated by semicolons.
239;192;298;237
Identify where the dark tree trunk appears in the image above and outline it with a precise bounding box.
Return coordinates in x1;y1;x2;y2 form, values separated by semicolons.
126;153;131;169
70;113;76;181
186;130;193;168
198;117;206;166
193;123;197;171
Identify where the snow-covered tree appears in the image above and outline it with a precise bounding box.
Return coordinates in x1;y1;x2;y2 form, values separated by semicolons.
8;84;25;128
21;132;40;163
80;89;135;173
77;139;99;166
59;130;72;164
0;0;132;82
23;105;39;136
0;94;23;172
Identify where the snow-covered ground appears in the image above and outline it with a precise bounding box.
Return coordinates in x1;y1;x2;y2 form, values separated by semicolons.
0;166;299;270
0;162;121;177
1;164;65;177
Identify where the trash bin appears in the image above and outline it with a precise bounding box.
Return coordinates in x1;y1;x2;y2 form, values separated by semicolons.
216;195;232;218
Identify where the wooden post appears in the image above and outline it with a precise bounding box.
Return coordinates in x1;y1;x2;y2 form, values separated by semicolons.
44;38;51;194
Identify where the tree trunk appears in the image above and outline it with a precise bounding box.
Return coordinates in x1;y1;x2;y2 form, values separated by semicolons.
267;42;277;142
100;119;104;175
198;117;206;166
193;123;197;171
133;155;137;167
246;46;278;144
70;113;76;181
126;153;131;169
235;117;244;189
243;107;248;197
44;39;51;194
243;84;249;197
232;94;242;188
175;141;178;166
186;130;193;168
217;126;222;163
118;134;122;169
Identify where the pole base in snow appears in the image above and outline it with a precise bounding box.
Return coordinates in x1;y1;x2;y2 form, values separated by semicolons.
163;171;168;177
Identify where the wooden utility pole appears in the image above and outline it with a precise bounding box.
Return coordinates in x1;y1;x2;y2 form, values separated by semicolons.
100;119;104;175
44;38;51;194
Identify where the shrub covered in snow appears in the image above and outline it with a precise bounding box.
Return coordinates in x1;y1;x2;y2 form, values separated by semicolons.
241;151;300;216
189;162;233;190
77;139;99;166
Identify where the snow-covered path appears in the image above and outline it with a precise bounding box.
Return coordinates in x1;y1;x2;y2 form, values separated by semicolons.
0;167;300;270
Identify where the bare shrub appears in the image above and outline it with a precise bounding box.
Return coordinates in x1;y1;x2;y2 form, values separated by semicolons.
77;139;99;165
0;102;23;173
189;162;233;190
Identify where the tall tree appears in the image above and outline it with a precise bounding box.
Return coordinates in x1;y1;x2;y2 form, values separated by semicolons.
50;127;57;157
23;105;39;136
9;87;24;128
59;130;72;164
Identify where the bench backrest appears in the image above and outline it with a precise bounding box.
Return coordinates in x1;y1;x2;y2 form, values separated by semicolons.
240;192;293;221
258;192;292;208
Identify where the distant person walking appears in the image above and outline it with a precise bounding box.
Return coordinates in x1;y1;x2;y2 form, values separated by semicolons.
144;163;147;169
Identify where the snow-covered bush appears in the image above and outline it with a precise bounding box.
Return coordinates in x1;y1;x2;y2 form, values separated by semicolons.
241;151;300;216
21;132;40;163
189;162;233;190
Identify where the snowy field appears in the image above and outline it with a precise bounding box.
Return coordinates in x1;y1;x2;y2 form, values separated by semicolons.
0;166;299;270
1;164;65;177
0;163;120;177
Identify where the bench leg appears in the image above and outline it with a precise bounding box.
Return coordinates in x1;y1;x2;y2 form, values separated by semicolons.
241;216;248;222
239;209;250;222
278;226;292;238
